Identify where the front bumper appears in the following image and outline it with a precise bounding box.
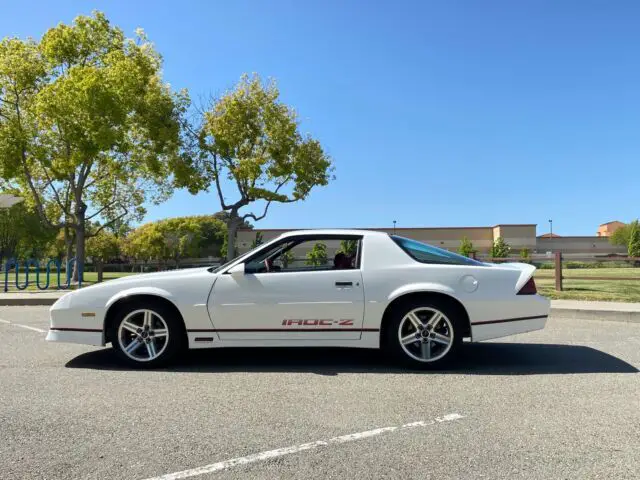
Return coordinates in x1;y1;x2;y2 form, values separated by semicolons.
48;292;106;346
46;328;104;346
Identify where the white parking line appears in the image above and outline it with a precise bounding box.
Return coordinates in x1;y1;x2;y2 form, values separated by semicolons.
0;318;46;333
142;413;465;480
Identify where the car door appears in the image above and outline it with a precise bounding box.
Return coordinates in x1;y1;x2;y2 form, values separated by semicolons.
207;236;365;341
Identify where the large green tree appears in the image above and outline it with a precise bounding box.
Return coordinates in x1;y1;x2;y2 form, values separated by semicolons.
0;200;56;263
177;74;334;261
0;12;187;281
86;230;120;282
122;222;164;269
123;215;227;268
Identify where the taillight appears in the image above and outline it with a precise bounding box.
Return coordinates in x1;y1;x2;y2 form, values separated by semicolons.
518;277;537;295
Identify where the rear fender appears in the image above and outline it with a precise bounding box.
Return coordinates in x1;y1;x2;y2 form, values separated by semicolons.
388;283;459;303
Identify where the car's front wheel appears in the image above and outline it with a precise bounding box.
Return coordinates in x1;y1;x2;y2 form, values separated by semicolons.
111;302;184;368
384;300;463;368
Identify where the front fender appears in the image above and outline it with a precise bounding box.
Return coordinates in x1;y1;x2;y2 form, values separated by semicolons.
105;286;176;310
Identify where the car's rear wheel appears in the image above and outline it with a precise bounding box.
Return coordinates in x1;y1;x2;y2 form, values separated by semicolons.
111;302;184;368
384;300;463;368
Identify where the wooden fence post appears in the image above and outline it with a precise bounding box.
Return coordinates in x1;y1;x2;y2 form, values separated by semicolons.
554;252;563;291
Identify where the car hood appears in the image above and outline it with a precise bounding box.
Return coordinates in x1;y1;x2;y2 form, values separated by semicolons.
104;267;213;284
52;266;217;309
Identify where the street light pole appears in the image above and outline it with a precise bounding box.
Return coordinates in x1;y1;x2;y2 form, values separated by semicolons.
393;220;396;235
549;219;553;236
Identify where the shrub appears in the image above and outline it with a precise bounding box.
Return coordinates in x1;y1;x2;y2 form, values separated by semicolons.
458;237;475;257
306;242;327;266
628;222;640;258
535;262;554;269
489;237;511;259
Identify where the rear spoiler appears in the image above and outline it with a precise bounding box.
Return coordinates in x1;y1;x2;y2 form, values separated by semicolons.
491;262;537;294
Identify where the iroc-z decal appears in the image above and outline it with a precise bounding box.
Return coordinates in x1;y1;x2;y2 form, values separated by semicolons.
281;319;355;326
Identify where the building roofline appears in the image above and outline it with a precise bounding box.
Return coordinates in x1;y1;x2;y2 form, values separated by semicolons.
599;220;624;226
538;236;610;239
238;224;537;232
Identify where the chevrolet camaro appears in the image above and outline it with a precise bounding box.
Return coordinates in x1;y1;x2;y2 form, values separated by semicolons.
47;230;550;368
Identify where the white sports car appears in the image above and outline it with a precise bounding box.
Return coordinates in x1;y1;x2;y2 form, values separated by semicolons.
47;230;550;368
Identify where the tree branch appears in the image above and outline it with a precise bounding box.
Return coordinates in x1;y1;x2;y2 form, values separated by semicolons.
212;153;229;210
85;208;129;238
241;175;293;222
86;200;117;220
242;200;273;222
41;166;68;212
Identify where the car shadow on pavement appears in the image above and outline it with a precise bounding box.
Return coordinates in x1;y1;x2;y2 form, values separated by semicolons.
65;342;639;375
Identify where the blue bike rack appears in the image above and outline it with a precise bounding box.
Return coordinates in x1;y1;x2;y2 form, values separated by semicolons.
3;257;82;292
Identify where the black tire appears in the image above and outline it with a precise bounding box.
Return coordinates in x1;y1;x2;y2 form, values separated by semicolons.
383;299;463;369
110;301;185;368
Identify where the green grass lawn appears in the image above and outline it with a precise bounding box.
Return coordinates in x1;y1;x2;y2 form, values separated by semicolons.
535;267;640;302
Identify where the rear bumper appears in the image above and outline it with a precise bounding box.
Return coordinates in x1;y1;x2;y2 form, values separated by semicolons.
471;295;550;341
46;329;104;346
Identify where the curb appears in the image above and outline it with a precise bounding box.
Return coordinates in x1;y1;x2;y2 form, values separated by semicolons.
551;307;640;324
0;297;60;306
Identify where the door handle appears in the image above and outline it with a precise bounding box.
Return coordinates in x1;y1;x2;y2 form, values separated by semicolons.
335;281;353;287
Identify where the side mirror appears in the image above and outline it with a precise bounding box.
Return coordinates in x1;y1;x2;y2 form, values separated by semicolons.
228;263;245;276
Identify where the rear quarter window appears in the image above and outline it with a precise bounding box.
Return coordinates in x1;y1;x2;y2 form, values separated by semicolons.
391;235;485;266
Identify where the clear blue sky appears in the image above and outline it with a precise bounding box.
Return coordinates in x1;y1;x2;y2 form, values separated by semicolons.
3;1;640;235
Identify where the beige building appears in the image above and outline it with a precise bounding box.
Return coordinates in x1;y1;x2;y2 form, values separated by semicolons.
597;221;625;237
236;222;627;257
536;236;626;255
237;224;537;255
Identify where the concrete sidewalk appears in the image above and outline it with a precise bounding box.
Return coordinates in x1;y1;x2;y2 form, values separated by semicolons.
0;291;66;306
0;292;639;323
551;299;640;324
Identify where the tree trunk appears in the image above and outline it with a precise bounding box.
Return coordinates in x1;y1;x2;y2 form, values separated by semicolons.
73;211;86;284
97;261;103;283
64;227;73;271
226;212;240;262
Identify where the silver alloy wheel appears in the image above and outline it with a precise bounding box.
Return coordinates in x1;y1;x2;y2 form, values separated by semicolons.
398;307;454;363
117;309;169;362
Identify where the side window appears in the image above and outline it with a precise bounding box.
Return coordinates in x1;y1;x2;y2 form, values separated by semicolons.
245;237;360;273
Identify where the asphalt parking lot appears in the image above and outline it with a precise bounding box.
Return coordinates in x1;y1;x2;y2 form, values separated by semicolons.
0;306;638;480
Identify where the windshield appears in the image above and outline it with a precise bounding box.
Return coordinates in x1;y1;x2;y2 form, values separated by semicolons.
210;243;265;273
390;235;485;266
